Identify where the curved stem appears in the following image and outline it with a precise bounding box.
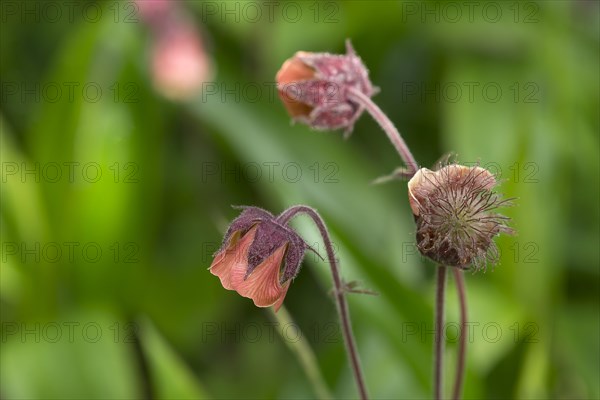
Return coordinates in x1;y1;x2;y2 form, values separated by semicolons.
347;86;418;174
434;265;447;400
452;269;467;400
278;206;369;400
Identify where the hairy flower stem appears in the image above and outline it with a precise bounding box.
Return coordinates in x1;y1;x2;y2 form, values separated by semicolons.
452;269;467;400
278;206;369;400
434;265;447;400
347;86;418;174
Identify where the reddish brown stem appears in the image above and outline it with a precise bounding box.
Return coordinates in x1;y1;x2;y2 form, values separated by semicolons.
434;265;447;400
452;269;467;400
347;87;418;174
278;206;369;400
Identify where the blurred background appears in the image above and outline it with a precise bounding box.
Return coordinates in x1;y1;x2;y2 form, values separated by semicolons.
1;1;599;399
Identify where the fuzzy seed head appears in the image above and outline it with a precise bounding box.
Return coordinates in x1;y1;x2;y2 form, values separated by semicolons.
408;165;514;271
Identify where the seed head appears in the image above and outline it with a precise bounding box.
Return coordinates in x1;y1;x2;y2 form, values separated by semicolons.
408;164;514;271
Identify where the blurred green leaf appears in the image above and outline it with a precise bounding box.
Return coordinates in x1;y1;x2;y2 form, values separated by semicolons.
0;311;140;399
139;318;209;399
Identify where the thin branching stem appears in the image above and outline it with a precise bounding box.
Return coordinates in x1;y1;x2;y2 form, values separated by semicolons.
278;206;369;400
434;265;447;400
347;86;418;174
452;269;468;400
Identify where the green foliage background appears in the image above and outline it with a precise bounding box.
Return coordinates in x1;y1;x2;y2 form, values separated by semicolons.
1;1;599;399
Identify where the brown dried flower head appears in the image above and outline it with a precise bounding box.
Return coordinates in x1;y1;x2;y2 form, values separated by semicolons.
408;164;514;271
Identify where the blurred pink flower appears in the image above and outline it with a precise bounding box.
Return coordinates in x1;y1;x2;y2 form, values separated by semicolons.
151;22;212;101
136;0;173;26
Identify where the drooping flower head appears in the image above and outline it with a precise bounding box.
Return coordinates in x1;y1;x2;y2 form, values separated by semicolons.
408;164;514;271
209;207;309;311
276;40;375;135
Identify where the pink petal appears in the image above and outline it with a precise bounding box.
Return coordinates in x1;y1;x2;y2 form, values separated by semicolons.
230;244;288;308
276;53;315;85
272;281;291;313
209;227;257;290
276;53;316;118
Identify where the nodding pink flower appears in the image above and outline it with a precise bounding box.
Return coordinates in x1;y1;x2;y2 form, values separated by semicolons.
276;40;375;135
408;164;514;271
209;207;309;311
151;20;212;101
